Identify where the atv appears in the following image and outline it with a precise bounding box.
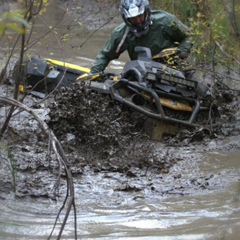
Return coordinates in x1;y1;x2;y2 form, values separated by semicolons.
14;46;220;130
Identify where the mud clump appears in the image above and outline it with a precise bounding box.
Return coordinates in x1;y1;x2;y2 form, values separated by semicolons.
47;82;157;172
47;79;240;171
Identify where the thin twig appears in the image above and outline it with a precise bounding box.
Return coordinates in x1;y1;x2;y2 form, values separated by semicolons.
0;96;77;240
215;41;240;65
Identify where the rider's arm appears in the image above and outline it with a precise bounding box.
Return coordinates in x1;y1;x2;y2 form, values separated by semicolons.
90;50;111;74
90;24;127;73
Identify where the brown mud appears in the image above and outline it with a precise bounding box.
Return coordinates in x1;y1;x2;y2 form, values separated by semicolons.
1;75;240;200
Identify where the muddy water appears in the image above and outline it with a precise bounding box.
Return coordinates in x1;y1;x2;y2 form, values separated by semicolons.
25;0;128;73
1;148;240;239
1;1;240;240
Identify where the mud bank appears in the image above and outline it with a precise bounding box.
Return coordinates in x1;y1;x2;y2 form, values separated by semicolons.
1;78;240;200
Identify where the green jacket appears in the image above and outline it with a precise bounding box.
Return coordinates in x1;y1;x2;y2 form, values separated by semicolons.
90;10;192;73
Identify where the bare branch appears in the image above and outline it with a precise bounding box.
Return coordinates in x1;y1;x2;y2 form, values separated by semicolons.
215;41;240;65
0;95;77;240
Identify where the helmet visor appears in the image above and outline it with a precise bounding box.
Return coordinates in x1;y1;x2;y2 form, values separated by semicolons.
128;13;145;26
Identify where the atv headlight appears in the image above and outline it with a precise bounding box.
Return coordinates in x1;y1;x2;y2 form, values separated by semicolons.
162;74;197;88
146;72;157;81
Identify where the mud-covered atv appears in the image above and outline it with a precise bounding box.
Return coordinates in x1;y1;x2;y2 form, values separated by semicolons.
95;47;219;128
15;46;220;128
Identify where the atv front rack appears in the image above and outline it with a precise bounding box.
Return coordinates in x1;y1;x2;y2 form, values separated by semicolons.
110;79;204;128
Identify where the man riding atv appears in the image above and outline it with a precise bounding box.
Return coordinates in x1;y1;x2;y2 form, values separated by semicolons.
16;0;217;131
90;0;210;98
91;0;191;72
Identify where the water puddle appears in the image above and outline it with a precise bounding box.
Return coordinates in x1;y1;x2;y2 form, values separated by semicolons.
1;148;239;239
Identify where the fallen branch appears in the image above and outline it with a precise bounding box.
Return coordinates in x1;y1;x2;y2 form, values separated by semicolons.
0;95;77;240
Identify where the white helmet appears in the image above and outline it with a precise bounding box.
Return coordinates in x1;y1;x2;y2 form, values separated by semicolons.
119;0;151;37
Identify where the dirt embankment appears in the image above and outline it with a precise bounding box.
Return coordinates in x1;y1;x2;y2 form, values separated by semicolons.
1;74;240;199
46;80;240;197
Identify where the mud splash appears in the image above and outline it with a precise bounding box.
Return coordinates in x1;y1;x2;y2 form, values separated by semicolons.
43;78;240;195
1;73;240;200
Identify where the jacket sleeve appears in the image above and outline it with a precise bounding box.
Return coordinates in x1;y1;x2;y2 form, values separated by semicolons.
90;50;111;74
90;26;124;73
163;14;192;56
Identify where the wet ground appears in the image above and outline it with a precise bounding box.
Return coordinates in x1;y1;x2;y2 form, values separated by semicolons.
0;1;240;239
1;75;239;196
1;79;240;239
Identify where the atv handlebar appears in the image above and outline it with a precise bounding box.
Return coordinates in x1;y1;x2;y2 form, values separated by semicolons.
152;48;181;60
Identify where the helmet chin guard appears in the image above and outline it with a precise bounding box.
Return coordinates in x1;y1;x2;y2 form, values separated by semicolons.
119;0;151;37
